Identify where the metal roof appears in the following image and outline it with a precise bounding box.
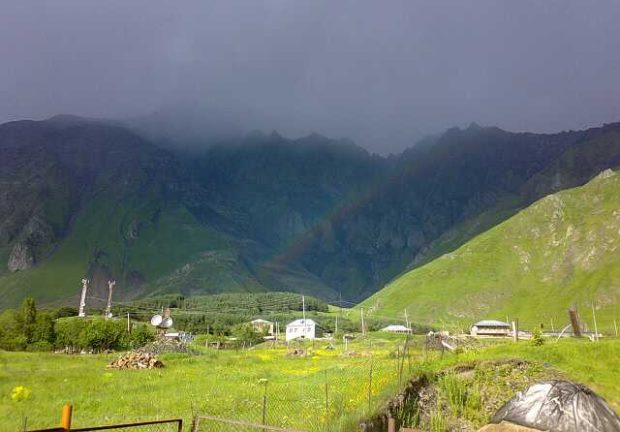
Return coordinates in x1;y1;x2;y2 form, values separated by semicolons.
286;319;317;327
473;320;510;327
381;325;411;331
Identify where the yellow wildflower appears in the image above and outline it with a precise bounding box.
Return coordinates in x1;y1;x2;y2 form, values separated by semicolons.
11;386;31;402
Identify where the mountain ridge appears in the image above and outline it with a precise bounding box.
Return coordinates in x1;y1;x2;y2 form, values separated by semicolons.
359;169;620;331
0;115;619;308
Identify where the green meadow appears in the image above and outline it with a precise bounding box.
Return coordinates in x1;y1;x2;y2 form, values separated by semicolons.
1;335;619;431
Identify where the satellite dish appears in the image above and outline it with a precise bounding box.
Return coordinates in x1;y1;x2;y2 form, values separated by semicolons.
150;315;163;326
161;317;173;329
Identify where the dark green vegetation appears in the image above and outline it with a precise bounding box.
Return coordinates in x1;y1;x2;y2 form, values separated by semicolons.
112;292;426;338
361;170;620;331
118;292;353;337
1;116;620;308
0;297;153;352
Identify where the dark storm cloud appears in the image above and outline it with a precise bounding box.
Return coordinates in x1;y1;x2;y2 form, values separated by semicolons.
1;1;620;154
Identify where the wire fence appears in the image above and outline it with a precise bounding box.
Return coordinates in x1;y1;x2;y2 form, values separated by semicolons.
24;338;421;432
191;340;419;432
191;416;306;432
27;419;183;432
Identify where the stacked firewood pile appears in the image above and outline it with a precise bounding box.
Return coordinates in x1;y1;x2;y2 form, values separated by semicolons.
107;351;164;369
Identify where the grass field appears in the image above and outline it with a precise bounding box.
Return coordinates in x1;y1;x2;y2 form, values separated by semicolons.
1;336;619;431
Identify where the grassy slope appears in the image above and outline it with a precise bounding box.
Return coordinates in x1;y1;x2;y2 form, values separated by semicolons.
360;170;620;332
0;186;337;308
0;193;243;307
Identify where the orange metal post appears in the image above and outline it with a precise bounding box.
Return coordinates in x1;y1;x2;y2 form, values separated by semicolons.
387;416;396;432
61;404;72;431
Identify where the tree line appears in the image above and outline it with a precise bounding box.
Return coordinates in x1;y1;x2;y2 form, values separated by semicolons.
0;298;154;352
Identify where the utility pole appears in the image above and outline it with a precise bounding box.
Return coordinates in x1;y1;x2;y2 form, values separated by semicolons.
569;307;582;337
335;314;338;335
105;280;116;319
127;312;131;333
512;320;519;342
360;307;365;336
592;302;599;342
78;278;89;317
614;319;618;337
301;295;307;339
404;309;409;329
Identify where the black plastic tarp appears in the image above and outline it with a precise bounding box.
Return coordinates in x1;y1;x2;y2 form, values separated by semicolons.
491;380;620;432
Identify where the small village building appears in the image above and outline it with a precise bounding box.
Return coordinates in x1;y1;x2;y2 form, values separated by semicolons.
471;320;511;337
251;319;274;335
285;319;316;341
380;324;412;334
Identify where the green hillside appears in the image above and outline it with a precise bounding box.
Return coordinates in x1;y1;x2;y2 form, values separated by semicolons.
359;170;620;332
2;117;620;308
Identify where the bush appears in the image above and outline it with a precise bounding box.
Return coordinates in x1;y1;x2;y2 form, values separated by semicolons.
0;334;27;351
128;323;155;348
231;324;264;346
26;341;54;352
56;317;131;352
79;319;125;352
55;318;87;351
531;327;545;346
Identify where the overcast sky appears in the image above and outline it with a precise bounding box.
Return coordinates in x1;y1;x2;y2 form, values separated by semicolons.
2;1;620;154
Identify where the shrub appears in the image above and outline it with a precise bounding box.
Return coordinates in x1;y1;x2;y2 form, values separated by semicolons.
26;341;54;352
129;323;155;348
231;323;264;346
55;317;130;352
531;327;545;346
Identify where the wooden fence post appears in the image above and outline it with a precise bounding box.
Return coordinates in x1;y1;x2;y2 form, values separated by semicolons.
569;308;582;337
61;404;72;431
512;320;518;342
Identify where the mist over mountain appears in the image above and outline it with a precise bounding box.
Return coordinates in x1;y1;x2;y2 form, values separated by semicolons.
1;116;619;307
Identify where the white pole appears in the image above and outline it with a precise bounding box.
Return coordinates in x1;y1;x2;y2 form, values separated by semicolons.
592;302;599;341
614;319;618;337
404;309;409;329
105;280;115;319
335;314;339;335
78;278;89;317
302;295;306;338
361;307;365;336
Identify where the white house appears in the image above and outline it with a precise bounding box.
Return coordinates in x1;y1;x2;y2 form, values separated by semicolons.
285;319;316;341
250;319;274;335
380;324;412;334
470;320;511;337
